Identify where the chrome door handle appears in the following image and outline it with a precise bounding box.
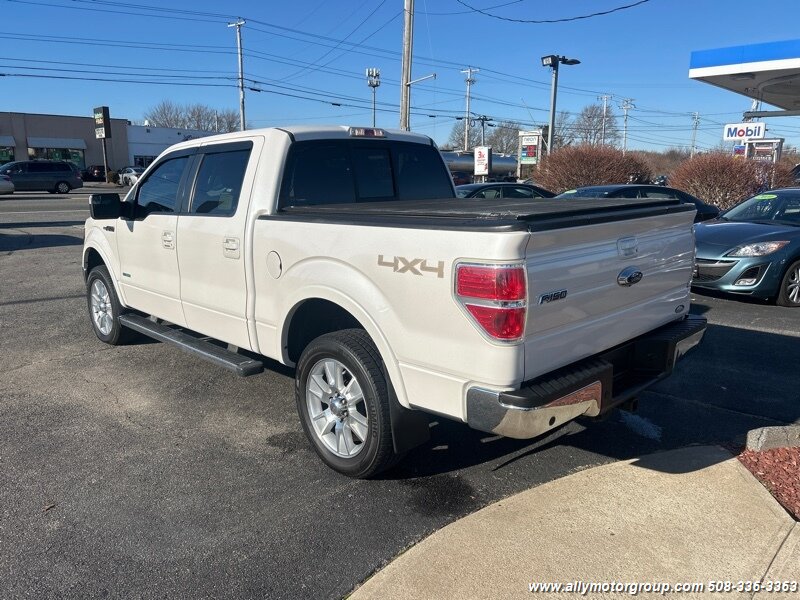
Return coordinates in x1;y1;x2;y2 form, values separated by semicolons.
223;237;239;250
162;230;175;249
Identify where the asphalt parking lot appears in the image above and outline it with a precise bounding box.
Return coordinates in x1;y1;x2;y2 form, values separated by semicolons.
1;190;799;599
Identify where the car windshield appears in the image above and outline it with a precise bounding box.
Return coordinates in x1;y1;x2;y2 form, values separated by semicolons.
0;163;14;173
456;189;471;198
723;191;800;226
133;167;144;173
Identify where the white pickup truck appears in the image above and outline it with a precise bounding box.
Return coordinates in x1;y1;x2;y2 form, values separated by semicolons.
83;126;706;478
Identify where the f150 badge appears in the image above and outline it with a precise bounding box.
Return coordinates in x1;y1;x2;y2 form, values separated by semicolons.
378;255;444;278
538;289;568;304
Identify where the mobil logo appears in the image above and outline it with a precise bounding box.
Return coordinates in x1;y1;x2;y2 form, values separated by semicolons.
723;122;765;141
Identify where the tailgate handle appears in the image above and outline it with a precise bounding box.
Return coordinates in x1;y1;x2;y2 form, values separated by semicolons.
617;266;643;287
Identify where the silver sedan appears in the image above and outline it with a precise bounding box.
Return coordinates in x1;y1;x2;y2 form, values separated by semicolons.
0;173;14;195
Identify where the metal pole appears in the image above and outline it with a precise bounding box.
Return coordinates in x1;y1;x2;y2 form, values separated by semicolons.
228;20;246;131
547;61;559;157
366;68;381;128
101;138;108;183
480;117;486;145
621;99;634;155
461;67;477;151
598;95;610;146
399;0;414;131
690;112;699;157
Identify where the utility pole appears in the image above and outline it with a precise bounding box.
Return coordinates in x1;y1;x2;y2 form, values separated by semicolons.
228;19;246;131
399;0;414;131
690;112;700;157
461;67;478;151
620;98;634;155
598;94;611;145
366;68;381;127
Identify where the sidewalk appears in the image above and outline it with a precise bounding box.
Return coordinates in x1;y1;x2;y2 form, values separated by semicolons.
350;446;799;599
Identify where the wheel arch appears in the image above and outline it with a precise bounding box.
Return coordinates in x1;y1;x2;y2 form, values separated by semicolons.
281;295;409;409
282;296;430;453
82;238;127;307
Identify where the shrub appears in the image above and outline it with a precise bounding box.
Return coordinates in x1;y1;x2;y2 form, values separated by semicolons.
669;153;772;210
535;145;652;194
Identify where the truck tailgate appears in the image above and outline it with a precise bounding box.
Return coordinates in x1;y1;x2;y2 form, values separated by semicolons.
522;209;695;381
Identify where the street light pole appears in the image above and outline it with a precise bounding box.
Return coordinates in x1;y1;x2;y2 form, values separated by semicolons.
228;19;246;131
541;55;580;157
366;68;381;127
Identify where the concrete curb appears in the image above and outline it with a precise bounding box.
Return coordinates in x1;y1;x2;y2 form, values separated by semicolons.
349;446;795;600
746;425;800;451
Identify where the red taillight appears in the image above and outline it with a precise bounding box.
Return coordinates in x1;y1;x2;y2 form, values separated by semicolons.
456;265;526;300
456;263;527;342
464;305;526;340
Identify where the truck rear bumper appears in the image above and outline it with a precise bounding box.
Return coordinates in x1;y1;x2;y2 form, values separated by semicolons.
466;315;706;439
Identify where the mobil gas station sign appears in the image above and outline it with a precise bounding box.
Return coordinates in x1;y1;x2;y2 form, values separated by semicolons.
723;122;765;141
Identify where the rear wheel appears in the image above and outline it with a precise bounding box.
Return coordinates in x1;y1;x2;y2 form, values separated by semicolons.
295;329;399;478
55;181;71;194
776;259;800;307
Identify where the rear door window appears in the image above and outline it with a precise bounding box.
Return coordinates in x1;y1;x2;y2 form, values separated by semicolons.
189;147;251;216
503;186;536;199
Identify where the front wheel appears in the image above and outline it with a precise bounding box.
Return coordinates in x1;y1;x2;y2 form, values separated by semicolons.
295;329;399;478
776;259;800;307
86;265;131;344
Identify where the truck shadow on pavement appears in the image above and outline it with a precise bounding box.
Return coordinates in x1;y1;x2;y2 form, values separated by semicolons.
388;322;800;479
0;232;82;251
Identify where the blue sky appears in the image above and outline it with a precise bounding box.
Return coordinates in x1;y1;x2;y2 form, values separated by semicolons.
2;0;800;151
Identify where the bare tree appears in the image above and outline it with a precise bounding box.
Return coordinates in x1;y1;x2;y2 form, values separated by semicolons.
143;100;240;132
551;111;575;150
485;121;521;155
143;100;185;128
446;120;482;151
574;103;620;146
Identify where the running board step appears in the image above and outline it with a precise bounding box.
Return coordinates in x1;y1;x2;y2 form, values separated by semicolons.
119;314;264;377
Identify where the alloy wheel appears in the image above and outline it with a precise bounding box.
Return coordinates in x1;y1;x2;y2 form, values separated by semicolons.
306;359;369;458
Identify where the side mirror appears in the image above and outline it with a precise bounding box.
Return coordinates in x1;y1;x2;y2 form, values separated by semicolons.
89;193;122;220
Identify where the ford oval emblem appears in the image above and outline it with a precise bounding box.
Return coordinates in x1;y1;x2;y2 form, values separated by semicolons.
617;267;643;287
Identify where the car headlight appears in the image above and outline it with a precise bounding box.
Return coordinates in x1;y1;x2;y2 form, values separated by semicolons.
726;241;789;257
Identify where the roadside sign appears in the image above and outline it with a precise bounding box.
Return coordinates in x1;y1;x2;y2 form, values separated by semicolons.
474;146;491;176
518;129;541;165
93;106;111;139
723;122;765;141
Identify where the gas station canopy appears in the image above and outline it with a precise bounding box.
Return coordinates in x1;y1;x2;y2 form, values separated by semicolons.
689;39;800;114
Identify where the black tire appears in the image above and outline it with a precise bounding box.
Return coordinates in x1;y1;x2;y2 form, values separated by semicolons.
86;265;131;345
295;329;400;478
55;181;71;194
776;259;800;307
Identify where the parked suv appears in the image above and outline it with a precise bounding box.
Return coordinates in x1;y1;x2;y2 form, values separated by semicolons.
0;160;83;193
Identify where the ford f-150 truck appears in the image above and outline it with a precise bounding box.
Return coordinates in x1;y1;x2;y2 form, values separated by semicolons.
83;125;706;478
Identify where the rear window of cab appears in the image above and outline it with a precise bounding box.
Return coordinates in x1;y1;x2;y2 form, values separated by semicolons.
278;139;454;208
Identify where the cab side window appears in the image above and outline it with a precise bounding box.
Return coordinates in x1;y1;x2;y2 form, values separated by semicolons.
190;149;250;216
136;155;190;216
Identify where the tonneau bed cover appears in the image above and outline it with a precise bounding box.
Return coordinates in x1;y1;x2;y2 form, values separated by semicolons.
270;197;695;232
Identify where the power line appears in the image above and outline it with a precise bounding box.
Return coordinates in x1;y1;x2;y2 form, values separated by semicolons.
453;0;652;24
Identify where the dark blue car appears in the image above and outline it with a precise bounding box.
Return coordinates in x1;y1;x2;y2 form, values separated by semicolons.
693;188;800;306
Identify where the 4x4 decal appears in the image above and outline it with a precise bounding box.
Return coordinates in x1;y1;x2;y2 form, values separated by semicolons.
378;255;445;278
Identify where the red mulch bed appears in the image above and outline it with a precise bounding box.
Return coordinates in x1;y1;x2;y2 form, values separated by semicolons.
738;447;800;520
